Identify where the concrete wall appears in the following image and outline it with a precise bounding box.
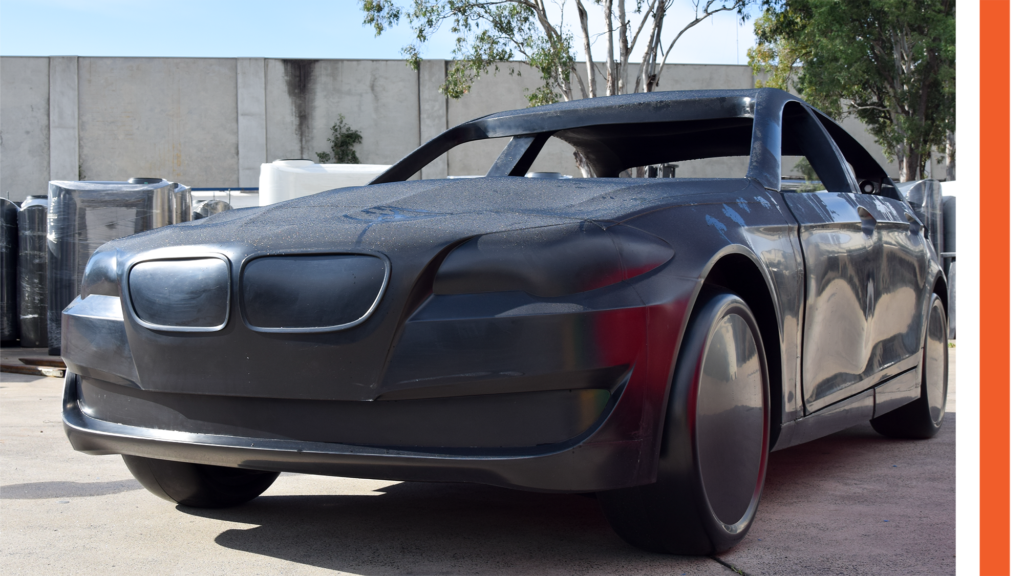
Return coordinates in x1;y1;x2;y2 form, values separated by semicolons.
1;57;49;199
264;59;420;168
1;56;934;203
78;58;239;185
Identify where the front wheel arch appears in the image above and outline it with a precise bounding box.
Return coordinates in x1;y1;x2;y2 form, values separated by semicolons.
694;252;784;449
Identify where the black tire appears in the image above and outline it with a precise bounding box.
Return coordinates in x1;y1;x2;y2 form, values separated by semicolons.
122;455;279;508
598;292;770;555
870;293;948;439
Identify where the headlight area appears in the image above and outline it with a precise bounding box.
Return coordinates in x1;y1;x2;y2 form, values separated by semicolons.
379;223;674;409
433;222;674;297
126;256;231;332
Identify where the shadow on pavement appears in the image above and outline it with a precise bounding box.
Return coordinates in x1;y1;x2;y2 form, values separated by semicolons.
0;479;142;499
177;416;953;574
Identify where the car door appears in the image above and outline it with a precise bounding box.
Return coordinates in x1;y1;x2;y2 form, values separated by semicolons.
858;190;930;376
776;103;885;413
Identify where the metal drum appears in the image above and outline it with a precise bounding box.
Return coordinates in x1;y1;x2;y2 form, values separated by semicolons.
46;179;192;355
1;198;19;343
194;199;233;219
18;196;49;348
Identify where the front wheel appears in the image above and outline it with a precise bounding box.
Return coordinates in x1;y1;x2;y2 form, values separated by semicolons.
122;455;279;508
598;292;770;555
870;293;948;439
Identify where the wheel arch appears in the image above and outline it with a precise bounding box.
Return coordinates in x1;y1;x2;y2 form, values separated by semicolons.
932;271;948;312
689;248;785;450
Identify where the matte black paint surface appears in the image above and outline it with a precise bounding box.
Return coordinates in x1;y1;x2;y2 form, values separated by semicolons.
63;88;944;494
128;258;230;330
241;254;387;330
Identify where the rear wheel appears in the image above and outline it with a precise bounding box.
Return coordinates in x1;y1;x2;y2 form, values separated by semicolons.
598;292;770;555
871;293;948;439
122;455;279;508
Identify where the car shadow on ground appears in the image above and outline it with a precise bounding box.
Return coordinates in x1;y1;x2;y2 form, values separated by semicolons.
179;416;953;575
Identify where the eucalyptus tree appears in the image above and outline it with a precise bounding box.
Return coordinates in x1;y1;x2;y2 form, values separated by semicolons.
749;0;956;181
361;0;749;107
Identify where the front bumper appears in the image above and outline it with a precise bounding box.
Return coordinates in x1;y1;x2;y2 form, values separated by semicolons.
62;257;699;492
63;372;646;492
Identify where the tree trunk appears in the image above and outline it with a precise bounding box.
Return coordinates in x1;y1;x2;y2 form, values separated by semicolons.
617;0;629;94
946;130;956;180
576;0;597;98
604;0;616;96
573;151;594;178
901;149;921;182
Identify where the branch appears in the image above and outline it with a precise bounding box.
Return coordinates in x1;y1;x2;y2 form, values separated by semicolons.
657;0;742;80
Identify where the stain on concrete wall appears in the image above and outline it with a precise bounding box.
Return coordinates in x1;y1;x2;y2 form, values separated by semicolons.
267;59;419;167
281;59;318;160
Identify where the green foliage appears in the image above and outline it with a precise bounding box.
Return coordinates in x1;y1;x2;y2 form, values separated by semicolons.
792;157;824;192
317;114;363;164
750;0;955;181
362;0;749;108
362;0;573;105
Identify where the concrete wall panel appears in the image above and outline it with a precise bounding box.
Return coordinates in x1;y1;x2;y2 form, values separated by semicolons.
237;58;267;187
265;59;420;167
1;57;49;201
78;57;239;186
49;56;77;182
419;60;448;179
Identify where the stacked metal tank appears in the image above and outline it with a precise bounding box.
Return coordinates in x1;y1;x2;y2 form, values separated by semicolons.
46;178;191;354
1;198;19;343
18;196;49;347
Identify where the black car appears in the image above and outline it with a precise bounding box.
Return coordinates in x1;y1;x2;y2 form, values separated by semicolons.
62;88;948;555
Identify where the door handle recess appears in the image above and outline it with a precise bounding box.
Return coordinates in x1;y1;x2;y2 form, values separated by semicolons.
857;206;877;235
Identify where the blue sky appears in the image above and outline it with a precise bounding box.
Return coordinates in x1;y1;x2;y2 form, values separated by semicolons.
0;0;759;65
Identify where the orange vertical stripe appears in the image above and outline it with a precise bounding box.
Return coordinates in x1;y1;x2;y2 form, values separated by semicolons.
974;0;1007;569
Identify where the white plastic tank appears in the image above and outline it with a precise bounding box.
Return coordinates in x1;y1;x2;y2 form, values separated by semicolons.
258;160;390;206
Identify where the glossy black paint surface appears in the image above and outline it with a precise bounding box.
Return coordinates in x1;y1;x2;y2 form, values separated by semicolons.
63;88;944;493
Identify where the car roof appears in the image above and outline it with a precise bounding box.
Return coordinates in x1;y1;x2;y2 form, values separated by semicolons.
464;89;782;138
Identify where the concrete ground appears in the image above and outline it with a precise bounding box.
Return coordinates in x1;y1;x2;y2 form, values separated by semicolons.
1;349;955;575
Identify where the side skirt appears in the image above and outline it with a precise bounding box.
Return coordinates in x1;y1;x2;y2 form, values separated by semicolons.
772;367;920;451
